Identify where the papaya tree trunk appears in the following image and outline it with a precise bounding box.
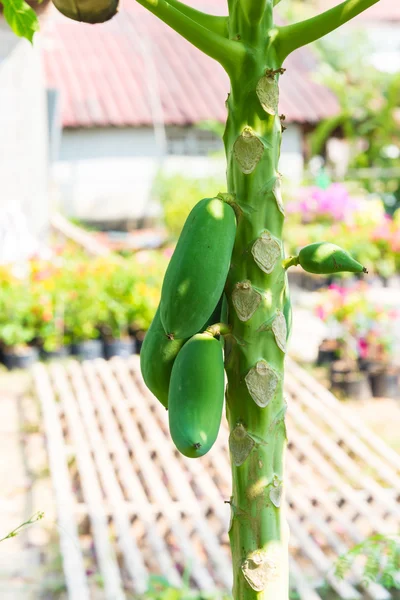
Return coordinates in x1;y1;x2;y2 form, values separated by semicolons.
223;5;289;599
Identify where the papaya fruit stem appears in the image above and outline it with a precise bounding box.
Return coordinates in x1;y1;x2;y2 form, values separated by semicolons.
205;322;232;337
218;192;245;223
282;256;299;270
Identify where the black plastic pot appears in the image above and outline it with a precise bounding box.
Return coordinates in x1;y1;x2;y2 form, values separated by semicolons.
103;338;136;360
287;270;303;289
369;369;400;399
357;357;375;372
2;346;39;370
331;371;371;401
40;346;70;361
71;340;104;361
301;273;326;292
330;360;354;377
317;340;339;366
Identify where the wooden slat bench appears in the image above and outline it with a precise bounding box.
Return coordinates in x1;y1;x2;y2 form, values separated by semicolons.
33;356;400;600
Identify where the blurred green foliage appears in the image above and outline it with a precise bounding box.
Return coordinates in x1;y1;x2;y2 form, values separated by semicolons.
154;173;225;240
138;576;230;600
335;534;400;590
311;33;400;171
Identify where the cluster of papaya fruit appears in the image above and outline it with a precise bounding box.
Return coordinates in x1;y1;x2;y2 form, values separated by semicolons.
140;196;237;458
140;193;367;460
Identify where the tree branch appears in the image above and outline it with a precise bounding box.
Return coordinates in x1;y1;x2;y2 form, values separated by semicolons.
135;0;244;71
276;0;380;62
165;0;229;38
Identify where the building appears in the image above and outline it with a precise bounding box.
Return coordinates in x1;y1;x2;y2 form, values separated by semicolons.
0;8;50;261
42;0;339;226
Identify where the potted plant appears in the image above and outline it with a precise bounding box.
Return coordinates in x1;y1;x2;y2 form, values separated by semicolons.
317;339;340;364
63;261;105;360
129;287;156;354
98;261;136;359
357;313;400;398
36;296;68;361
315;284;400;399
329;338;371;400
315;285;372;398
25;256;67;360
0;284;38;370
128;252;166;353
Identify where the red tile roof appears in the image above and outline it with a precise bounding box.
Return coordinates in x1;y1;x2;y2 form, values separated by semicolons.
42;0;339;128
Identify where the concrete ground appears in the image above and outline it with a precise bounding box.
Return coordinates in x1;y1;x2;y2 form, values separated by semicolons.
0;370;62;599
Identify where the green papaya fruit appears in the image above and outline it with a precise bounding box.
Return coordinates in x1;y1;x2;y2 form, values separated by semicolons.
160;197;236;340
298;242;367;275
140;307;186;410
140;299;223;410
52;0;118;23
168;333;225;458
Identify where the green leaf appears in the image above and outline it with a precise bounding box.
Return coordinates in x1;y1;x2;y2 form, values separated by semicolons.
1;0;39;43
309;113;346;156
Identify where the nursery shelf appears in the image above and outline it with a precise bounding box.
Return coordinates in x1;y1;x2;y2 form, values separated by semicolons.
33;356;400;600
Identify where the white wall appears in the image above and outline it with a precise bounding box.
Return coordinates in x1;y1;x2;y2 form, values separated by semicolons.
53;123;304;223
59;127;158;160
367;24;400;73
0;24;49;260
280;124;304;182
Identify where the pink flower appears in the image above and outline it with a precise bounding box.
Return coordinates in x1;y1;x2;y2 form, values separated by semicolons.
372;220;391;241
358;338;368;359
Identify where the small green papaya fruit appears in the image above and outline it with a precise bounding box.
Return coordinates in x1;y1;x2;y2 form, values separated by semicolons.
140;307;186;409
298;242;367;275
160;197;236;340
168;333;225;458
140;299;224;410
52;0;118;23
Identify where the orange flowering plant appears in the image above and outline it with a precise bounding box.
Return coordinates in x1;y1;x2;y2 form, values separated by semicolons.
0;250;168;353
0;280;37;351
